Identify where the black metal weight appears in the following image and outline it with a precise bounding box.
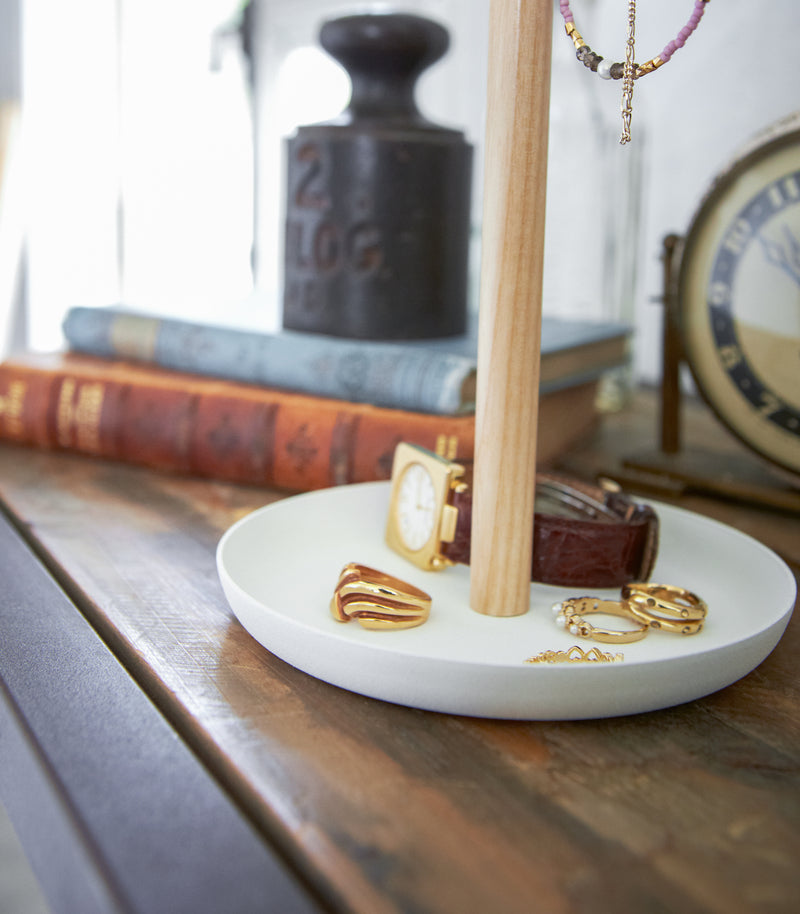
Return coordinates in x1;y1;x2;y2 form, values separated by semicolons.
282;13;473;339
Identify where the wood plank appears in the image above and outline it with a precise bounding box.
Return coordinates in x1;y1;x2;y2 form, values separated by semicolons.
0;390;798;913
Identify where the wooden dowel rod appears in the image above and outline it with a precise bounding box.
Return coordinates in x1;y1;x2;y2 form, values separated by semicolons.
470;0;553;617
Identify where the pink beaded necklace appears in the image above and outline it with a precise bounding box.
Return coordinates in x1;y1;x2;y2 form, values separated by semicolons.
559;0;710;143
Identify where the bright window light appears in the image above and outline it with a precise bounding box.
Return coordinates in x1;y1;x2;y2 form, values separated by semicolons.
275;46;349;135
22;0;254;351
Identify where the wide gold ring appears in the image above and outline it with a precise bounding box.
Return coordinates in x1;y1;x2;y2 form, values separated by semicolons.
552;597;649;644
330;563;432;631
621;582;706;635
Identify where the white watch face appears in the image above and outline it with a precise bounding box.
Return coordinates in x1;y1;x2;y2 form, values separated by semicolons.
396;462;438;551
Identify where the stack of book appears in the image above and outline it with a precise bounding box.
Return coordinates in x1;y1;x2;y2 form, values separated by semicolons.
0;306;630;491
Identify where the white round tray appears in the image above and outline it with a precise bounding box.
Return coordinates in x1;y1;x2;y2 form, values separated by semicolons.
217;482;796;719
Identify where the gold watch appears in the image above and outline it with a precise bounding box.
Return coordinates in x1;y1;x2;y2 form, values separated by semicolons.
384;442;466;571
384;442;660;588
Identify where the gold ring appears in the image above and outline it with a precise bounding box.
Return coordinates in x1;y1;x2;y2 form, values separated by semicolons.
621;582;708;620
621;582;706;635
626;601;704;635
526;646;624;664
330;563;432;631
552;598;649;644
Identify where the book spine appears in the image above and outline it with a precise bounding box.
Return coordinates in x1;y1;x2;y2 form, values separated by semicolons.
62;307;476;416
0;363;474;491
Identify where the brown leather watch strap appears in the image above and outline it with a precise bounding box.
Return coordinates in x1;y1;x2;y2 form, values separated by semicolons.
441;474;659;588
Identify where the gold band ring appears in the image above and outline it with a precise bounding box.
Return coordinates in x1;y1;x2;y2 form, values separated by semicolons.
626;601;704;635
331;563;432;631
622;582;706;634
621;582;708;621
552;598;649;644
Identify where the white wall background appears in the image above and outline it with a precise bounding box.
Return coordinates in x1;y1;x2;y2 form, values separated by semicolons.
16;0;254;352
5;0;800;383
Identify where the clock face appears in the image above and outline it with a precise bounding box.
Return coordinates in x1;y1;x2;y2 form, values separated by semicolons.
679;121;800;478
396;461;438;551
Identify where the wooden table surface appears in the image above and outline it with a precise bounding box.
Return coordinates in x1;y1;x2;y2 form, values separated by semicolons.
0;389;798;914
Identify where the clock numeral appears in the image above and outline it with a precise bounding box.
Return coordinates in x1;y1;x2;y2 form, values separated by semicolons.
708;281;730;307
780;174;800;203
718;344;742;370
768;185;783;209
765;174;799;212
723;218;753;256
758;391;781;417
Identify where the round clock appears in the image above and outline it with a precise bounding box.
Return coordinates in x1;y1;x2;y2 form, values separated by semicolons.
678;112;800;480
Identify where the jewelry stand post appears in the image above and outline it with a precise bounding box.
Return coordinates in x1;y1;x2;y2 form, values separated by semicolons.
470;0;553;617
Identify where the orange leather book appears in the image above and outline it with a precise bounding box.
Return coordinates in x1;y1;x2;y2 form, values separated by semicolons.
0;353;598;491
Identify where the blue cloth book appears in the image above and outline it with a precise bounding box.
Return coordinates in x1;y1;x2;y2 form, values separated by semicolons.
62;306;629;416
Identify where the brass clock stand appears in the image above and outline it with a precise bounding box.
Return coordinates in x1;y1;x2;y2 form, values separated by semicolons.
620;234;800;513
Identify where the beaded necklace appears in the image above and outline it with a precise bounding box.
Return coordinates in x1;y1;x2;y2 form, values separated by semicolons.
559;1;710;143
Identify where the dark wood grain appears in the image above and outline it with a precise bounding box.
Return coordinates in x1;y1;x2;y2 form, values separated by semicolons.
0;390;798;914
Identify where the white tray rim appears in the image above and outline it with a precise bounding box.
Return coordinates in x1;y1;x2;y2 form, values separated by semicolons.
217;482;796;720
